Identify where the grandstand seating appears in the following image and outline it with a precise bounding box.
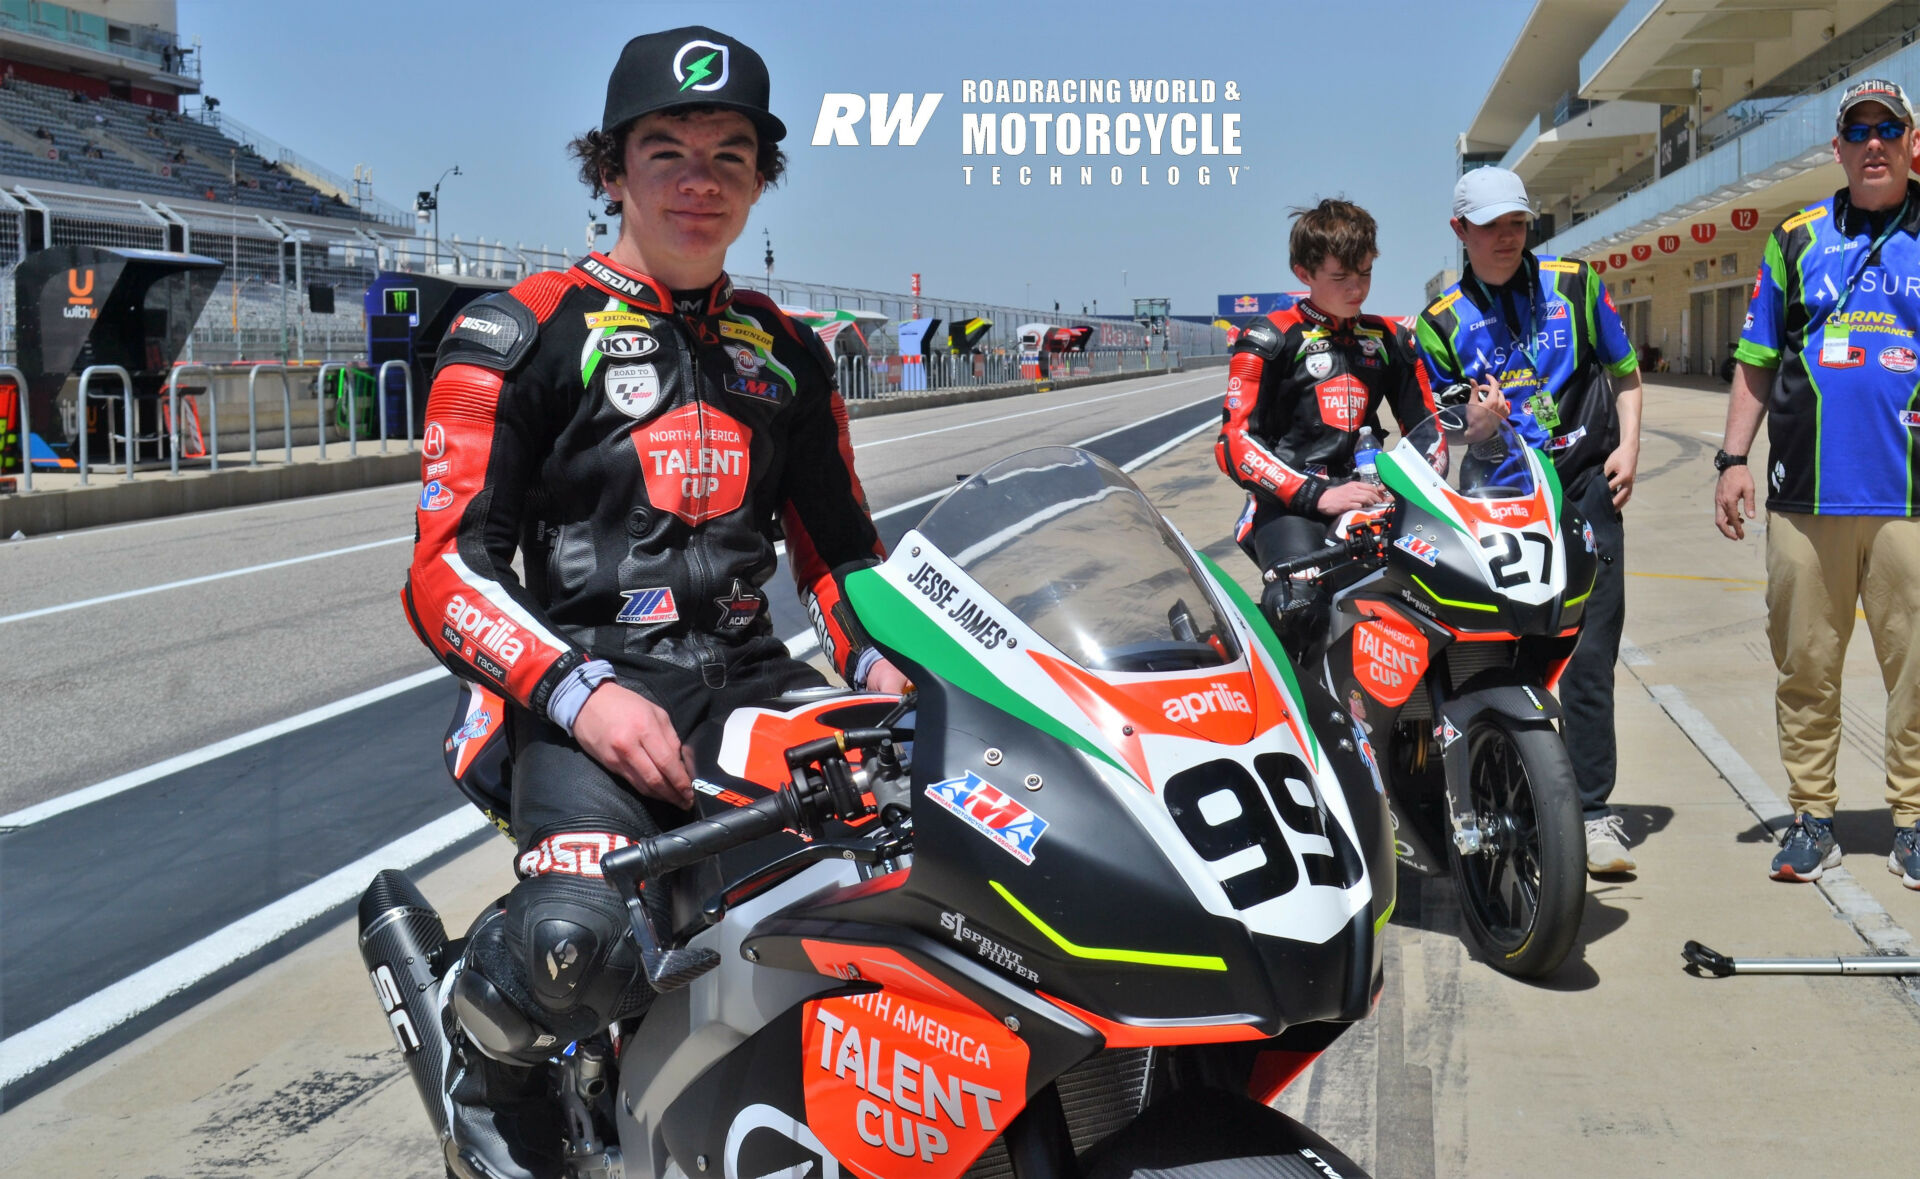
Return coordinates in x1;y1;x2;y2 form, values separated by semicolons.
0;77;372;220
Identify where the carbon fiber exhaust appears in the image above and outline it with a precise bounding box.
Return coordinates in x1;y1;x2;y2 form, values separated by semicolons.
358;868;454;1140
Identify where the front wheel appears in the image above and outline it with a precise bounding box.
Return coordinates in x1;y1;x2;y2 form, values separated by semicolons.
1446;716;1584;978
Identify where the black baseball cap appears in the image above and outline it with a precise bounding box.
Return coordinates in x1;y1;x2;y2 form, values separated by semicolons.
602;26;787;145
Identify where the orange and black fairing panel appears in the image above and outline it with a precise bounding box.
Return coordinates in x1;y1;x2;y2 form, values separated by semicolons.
798;943;1031;1179
1324;595;1449;739
745;678;1389;1051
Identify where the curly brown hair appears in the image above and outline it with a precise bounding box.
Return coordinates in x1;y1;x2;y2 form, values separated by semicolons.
568;107;788;217
1288;198;1378;276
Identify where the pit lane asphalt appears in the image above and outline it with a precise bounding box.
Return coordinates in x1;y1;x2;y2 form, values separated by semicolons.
0;370;1220;1095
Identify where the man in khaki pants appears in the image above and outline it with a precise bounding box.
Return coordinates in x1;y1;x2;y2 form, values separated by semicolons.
1716;77;1920;885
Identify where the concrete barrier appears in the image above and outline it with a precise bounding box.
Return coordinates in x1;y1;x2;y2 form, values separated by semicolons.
2;358;1229;535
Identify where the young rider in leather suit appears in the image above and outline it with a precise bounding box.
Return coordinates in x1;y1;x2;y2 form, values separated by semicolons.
400;27;906;1178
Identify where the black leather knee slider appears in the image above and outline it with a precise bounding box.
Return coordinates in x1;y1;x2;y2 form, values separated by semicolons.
505;873;643;1041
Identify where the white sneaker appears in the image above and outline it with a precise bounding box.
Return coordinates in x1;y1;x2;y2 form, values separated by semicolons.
1585;814;1637;874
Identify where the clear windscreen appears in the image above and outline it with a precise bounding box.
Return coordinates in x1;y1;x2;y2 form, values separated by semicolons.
1392;402;1538;499
914;447;1240;673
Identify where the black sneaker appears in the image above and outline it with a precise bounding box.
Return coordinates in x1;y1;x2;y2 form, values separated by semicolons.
1890;824;1920;891
439;957;564;1179
1770;813;1841;882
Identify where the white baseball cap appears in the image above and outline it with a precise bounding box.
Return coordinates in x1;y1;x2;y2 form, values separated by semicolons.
1453;167;1533;225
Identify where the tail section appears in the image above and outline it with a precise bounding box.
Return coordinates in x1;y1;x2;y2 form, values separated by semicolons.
358;869;454;1141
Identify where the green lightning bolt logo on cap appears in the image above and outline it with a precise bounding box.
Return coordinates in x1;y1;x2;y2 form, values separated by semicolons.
673;40;729;93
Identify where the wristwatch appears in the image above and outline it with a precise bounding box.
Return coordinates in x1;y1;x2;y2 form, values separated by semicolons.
1713;449;1747;472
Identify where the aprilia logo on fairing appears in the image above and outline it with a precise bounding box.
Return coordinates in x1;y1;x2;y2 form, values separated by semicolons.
1482;500;1532;523
1162;681;1251;724
445;595;526;666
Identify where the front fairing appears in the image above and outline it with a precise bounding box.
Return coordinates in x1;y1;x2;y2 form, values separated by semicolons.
841;447;1393;1036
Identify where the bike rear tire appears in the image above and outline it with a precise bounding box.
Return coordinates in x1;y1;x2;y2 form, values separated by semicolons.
1446;716;1584;979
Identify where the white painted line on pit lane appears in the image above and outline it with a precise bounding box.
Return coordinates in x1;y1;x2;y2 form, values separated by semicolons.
1646;683;1920;973
0;666;452;830
1620;637;1653;666
1;483;416;546
0;806;488;1092
0;535;411;626
1;384;1218;1083
852;373;1214;449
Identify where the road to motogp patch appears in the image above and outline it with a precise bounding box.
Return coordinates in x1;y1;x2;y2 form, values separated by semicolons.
1881;346;1918;373
924;772;1048;864
605;363;662;418
616;587;678;625
634;404;751;524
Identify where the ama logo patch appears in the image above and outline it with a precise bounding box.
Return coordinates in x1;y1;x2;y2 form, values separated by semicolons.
924;771;1049;864
1394;535;1439;565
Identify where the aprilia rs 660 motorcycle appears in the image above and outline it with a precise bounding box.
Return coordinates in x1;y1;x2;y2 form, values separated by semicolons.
361;446;1395;1179
1259;404;1597;978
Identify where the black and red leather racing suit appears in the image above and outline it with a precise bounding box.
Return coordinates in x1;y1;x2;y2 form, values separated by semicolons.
399;253;888;1053
1215;299;1434;566
402;252;883;722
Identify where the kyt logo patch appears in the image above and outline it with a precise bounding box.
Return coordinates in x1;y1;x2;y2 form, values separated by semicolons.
634;404;751;524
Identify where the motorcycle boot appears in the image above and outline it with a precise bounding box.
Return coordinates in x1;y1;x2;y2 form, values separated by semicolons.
438;914;567;1179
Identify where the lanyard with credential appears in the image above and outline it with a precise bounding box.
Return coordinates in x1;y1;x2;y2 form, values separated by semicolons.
1467;261;1542;378
1817;195;1910;342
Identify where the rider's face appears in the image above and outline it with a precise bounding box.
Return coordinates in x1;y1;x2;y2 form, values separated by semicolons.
1292;254;1374;319
1452;211;1530;284
605;109;763;285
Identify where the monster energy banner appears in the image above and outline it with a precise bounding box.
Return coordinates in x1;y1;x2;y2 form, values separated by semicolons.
13;245;223;448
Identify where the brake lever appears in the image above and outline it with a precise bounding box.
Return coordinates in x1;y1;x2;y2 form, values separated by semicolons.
604;859;722;993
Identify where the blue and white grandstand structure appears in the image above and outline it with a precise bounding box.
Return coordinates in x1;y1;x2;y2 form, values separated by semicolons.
1457;0;1920;376
0;2;1225;367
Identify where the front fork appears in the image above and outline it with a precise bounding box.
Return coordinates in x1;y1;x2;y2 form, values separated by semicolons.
1430;677;1564;859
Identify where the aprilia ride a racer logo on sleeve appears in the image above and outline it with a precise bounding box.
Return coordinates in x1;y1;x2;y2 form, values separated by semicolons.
445;594;527;668
633;404;751;524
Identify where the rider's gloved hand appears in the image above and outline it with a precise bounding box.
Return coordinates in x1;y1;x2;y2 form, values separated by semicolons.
572;682;695;807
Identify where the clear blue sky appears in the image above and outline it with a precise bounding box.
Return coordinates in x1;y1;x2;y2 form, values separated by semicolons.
179;0;1530;318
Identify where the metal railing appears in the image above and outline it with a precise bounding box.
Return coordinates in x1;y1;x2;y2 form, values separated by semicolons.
377;359;415;453
835;349;1181;401
164;362;213;475
74;363;131;485
246;362;295;465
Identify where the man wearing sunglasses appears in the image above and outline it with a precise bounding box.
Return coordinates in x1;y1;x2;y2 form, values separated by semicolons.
1718;78;1920;888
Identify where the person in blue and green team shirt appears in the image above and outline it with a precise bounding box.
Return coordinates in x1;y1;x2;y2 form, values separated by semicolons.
1717;77;1920;888
1413;166;1645;877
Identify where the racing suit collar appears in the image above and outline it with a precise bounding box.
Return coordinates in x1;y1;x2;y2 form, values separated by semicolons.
1296;298;1354;331
572;252;738;316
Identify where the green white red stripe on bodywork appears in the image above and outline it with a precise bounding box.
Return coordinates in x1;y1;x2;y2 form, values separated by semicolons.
845;531;1371;945
1378;440;1566;608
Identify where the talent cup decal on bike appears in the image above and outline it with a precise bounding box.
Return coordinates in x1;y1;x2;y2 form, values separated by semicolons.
802;985;1028;1179
1351;602;1429;708
924;772;1049;864
1314;374;1368;431
633;403;751;524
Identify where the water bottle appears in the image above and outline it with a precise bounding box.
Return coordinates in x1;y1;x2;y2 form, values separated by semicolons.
1354;427;1382;486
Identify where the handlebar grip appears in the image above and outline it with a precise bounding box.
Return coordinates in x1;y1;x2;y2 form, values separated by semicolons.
604;791;800;882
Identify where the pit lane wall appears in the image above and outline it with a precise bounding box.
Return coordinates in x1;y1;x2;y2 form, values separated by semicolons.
0;354;1229;536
